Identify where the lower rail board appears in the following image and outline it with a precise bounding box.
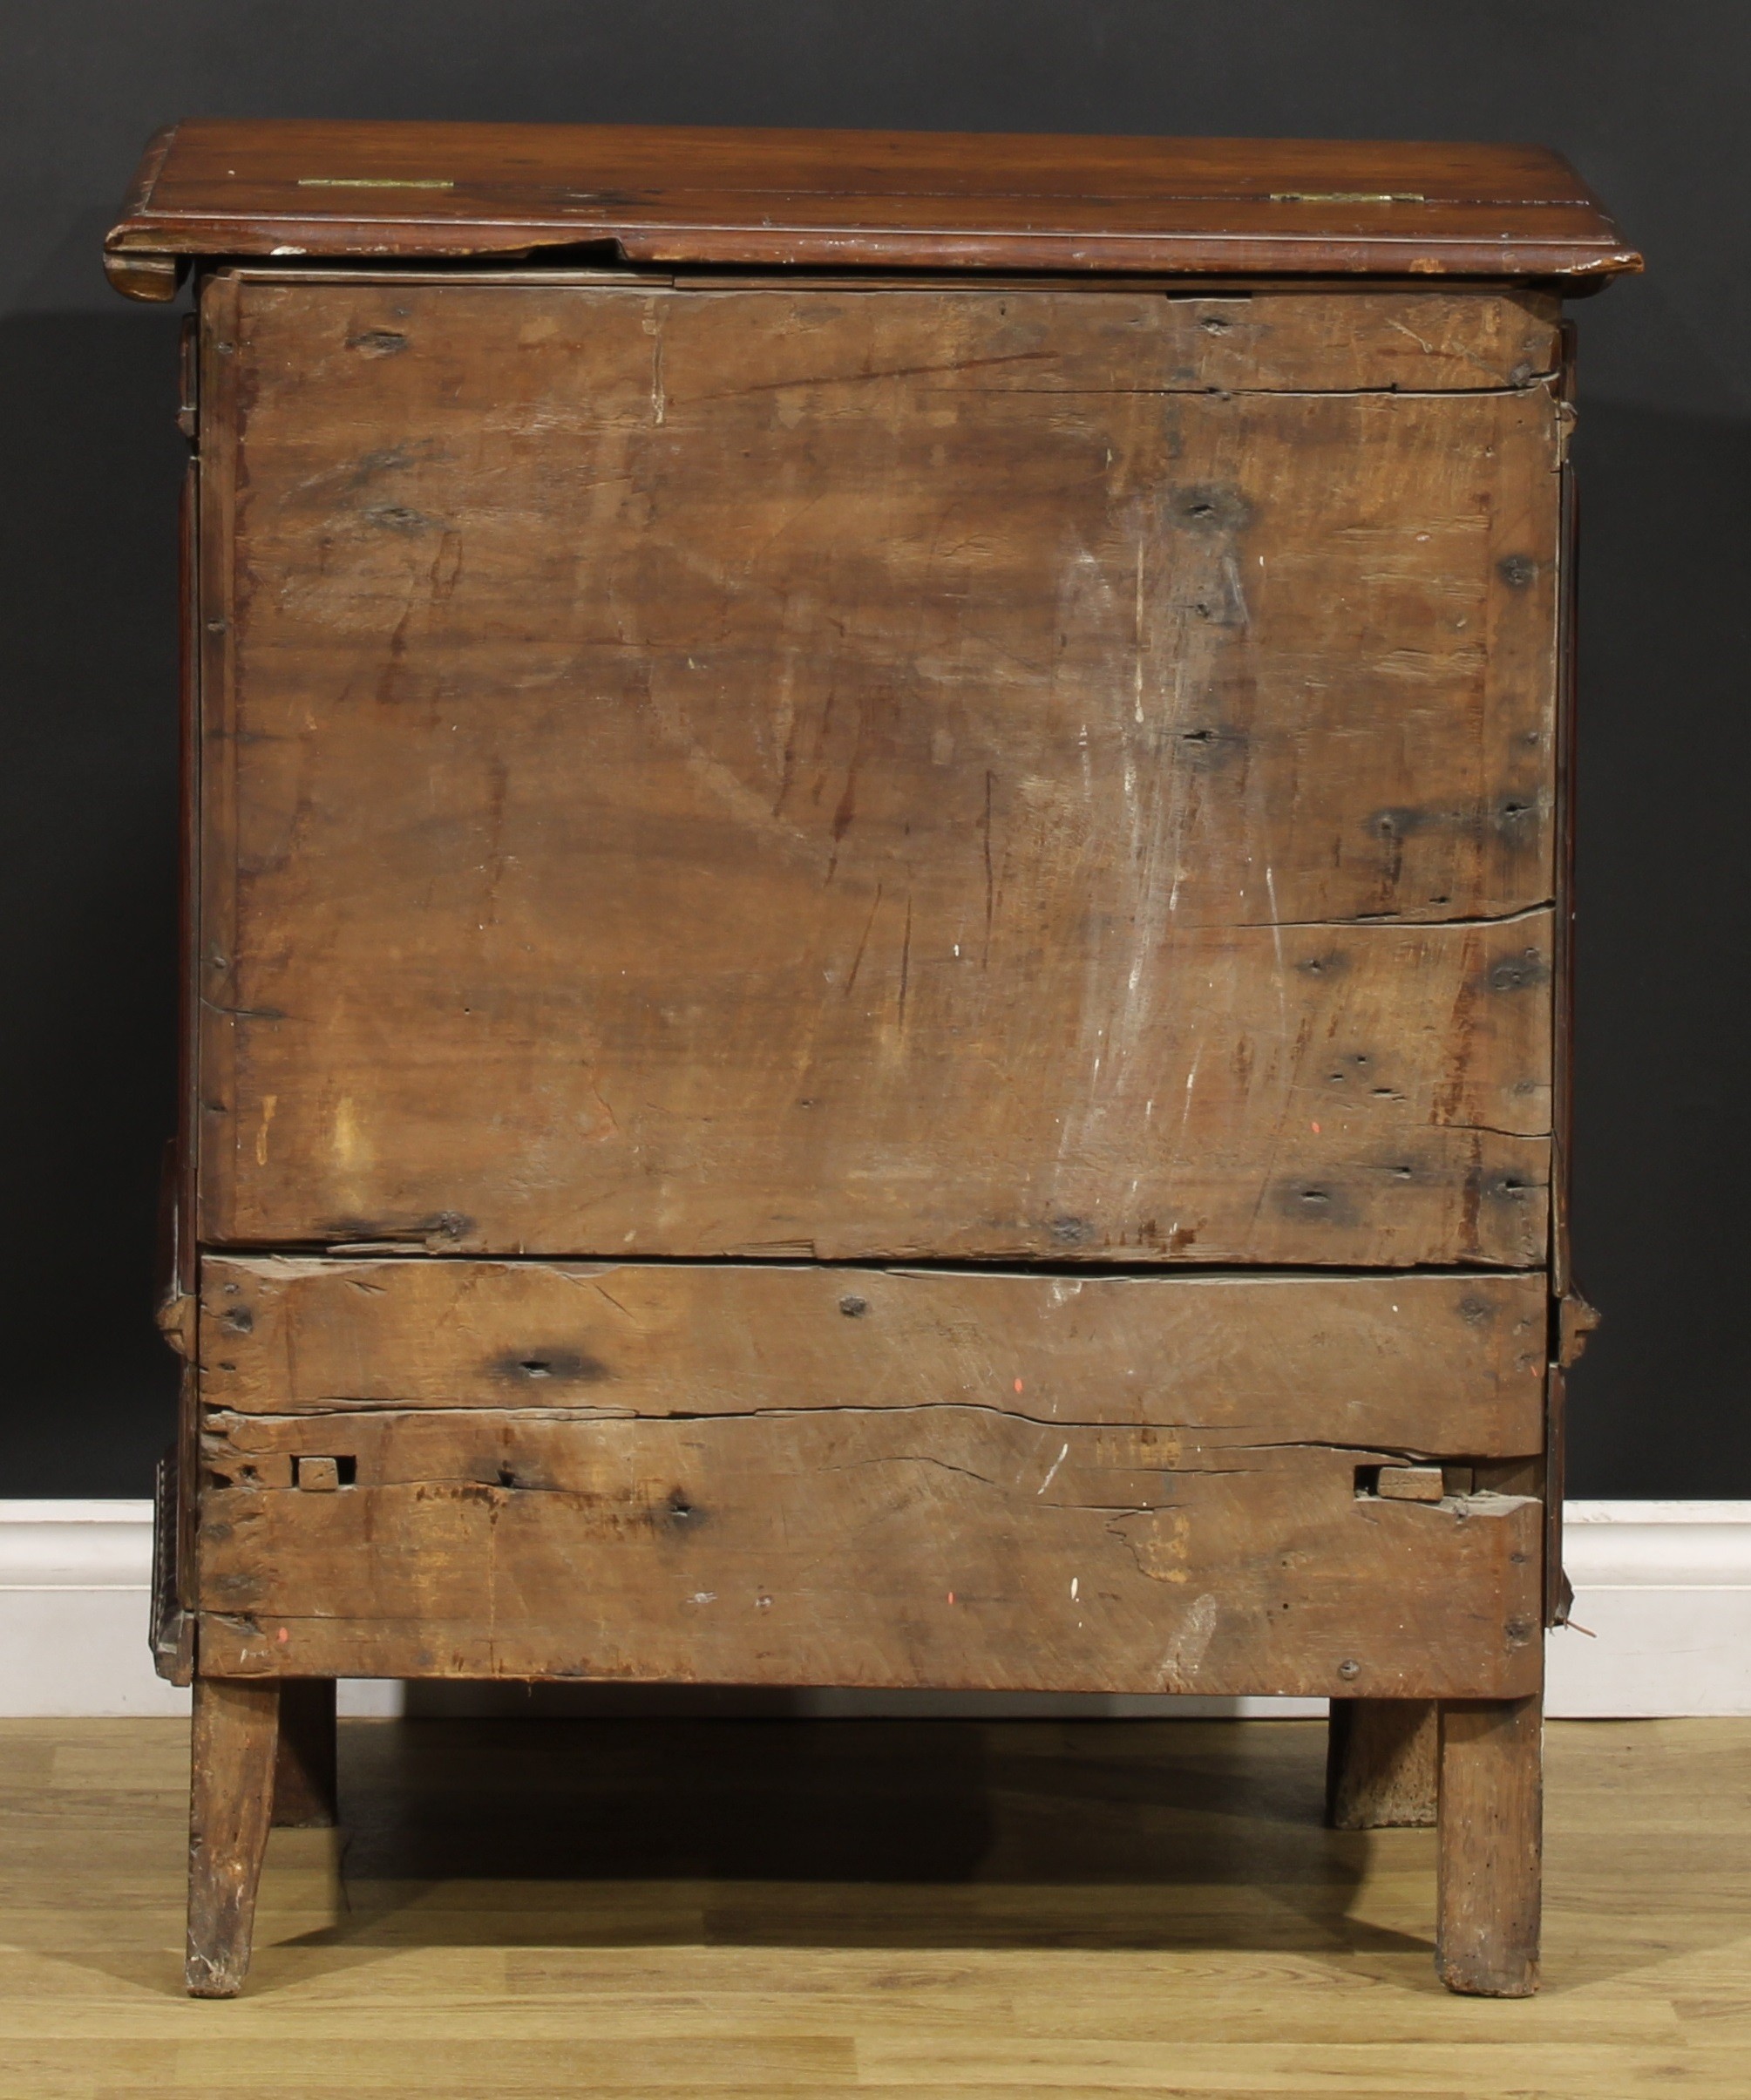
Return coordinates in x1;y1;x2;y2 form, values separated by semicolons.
197;1408;1541;1696
192;1256;1546;1696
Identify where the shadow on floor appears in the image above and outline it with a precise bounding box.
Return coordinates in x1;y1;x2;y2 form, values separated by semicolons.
284;1715;1422;1959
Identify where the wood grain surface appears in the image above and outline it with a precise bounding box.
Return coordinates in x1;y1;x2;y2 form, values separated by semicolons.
197;276;1558;1265
189;1260;1545;1696
106;119;1642;286
1438;1694;1544;1995
1327;1696;1440;1828
193;1396;1543;1696
199;1257;1549;1451
185;1679;277;1996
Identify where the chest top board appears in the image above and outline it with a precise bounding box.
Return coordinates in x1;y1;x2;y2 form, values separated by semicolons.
110;120;1634;2000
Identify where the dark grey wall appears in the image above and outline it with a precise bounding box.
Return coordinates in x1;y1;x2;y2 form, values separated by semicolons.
2;2;1743;1497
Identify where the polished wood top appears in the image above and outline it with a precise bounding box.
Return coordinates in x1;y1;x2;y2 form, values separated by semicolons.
105;119;1639;297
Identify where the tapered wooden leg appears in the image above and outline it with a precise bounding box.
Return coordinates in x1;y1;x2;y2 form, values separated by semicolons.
1325;1698;1438;1828
273;1679;338;1828
1436;1694;1543;1997
187;1677;280;1997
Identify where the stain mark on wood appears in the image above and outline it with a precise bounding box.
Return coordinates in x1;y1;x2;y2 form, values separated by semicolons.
198;282;1559;1265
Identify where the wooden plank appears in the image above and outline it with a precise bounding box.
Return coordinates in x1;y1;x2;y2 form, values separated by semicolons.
106;121;1641;284
1437;1694;1543;1995
308;282;1568;394
185;1678;278;1997
150;1443;194;1686
1126;287;1559;391
193;1404;1543;1697
199;279;1557;1264
199;1258;1548;1455
206;279;1569;392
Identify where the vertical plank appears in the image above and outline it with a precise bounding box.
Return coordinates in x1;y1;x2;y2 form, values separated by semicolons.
1325;1699;1438;1829
175;433;203;1611
1544;1364;1571;1628
272;1679;337;1828
187;1677;280;1997
1436;1694;1543;1996
1550;319;1578;1301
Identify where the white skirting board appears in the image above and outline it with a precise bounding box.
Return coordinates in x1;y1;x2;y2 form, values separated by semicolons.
3;1498;1747;1720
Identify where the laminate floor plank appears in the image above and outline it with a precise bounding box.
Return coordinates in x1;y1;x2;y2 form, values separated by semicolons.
2;1716;1748;2097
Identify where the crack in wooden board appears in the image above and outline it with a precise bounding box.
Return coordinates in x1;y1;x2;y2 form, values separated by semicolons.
198;282;1558;1264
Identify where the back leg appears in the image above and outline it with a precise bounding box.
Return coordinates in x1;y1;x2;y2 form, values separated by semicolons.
273;1679;338;1828
1326;1698;1438;1829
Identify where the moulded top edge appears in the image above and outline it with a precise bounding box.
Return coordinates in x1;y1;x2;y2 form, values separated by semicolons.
104;119;1642;300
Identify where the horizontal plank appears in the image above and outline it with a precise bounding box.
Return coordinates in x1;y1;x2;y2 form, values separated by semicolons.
106;120;1639;285
199;1259;1548;1455
214;278;1567;393
195;1408;1542;1697
657;284;1564;395
200;276;1558;1262
200;912;1553;1264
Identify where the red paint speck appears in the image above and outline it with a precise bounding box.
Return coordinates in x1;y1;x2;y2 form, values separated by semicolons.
275;1628;289;1644
1311;1121;1320;1133
947;1591;956;1604
1014;1378;1025;1393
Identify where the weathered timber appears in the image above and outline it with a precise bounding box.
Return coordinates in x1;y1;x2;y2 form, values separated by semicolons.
186;1679;279;1997
151;1442;194;1686
106;122;1640;282
271;1679;337;1828
189;278;1572;394
1437;1694;1544;1995
199;1258;1547;1453
1326;1698;1440;1828
197;275;1557;1262
194;1404;1542;1698
119;119;1625;1997
1377;1465;1447;1502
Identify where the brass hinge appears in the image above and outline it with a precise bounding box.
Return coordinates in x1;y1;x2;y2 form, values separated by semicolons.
1268;191;1425;204
296;176;454;190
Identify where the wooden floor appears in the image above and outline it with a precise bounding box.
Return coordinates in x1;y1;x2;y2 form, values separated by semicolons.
3;1713;1748;2097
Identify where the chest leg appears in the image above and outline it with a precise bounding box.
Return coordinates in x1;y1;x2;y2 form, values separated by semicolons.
1326;1698;1438;1829
1435;1694;1544;1995
186;1677;280;1997
272;1678;338;1829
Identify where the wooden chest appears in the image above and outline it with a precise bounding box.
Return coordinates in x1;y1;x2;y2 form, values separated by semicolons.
108;119;1636;1998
